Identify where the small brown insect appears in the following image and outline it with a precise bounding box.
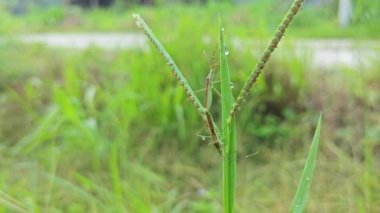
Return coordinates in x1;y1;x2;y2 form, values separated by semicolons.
204;110;222;155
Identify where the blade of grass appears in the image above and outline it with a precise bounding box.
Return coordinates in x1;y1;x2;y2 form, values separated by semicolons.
290;113;322;213
219;24;237;213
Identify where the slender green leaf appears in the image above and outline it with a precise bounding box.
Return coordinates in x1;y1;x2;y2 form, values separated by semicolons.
220;24;237;213
290;114;322;213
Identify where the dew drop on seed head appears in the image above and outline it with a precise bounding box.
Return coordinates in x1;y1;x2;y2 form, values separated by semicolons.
201;136;206;141
306;177;310;181
221;27;225;32
225;50;230;56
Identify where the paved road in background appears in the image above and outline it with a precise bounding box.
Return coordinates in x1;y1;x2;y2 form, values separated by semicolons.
5;33;379;69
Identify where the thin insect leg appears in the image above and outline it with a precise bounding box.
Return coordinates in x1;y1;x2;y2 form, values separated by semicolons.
209;78;227;98
212;87;222;97
196;126;212;140
194;80;222;94
210;80;222;84
198;134;212;140
194;88;206;93
196;126;205;134
245;151;260;158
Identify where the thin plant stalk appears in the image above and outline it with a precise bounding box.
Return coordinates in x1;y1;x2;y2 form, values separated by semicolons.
219;25;237;213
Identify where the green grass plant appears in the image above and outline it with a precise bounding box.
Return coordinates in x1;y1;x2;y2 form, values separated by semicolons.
134;0;323;211
0;1;379;211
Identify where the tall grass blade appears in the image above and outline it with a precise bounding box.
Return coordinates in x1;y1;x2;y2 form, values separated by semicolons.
290;114;322;213
219;24;237;213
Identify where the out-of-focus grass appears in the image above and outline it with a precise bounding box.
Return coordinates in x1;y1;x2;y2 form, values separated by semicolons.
1;2;380;38
0;5;379;211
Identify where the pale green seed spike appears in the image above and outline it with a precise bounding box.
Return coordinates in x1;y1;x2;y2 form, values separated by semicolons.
134;13;223;154
227;0;305;124
133;13;204;115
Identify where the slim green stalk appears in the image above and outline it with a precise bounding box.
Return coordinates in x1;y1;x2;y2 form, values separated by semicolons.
227;0;305;124
219;25;237;213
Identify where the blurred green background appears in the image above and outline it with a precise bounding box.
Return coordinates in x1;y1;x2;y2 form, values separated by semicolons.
0;0;379;212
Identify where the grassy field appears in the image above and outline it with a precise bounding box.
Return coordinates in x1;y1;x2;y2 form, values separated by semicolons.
1;1;380;38
1;2;380;212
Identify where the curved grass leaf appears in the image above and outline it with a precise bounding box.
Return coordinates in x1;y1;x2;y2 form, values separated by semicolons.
290;114;322;213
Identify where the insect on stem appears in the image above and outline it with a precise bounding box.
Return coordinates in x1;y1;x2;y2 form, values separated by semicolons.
203;110;223;155
203;44;221;110
200;47;222;155
205;69;214;110
134;14;223;155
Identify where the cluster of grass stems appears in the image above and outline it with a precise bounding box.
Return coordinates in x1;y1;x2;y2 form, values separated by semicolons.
0;3;379;211
134;0;322;212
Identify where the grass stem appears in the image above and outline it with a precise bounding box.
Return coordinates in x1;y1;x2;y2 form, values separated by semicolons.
220;24;237;213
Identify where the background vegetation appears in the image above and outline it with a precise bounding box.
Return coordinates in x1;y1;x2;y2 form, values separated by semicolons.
0;0;379;212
